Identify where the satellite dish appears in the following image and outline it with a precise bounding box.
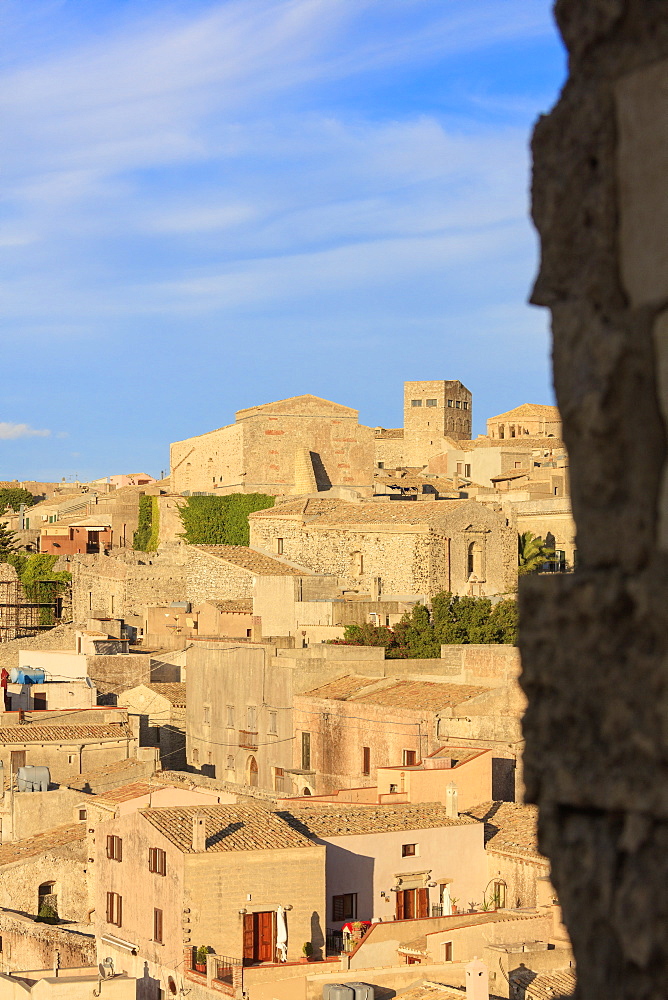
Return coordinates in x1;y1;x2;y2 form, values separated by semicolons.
98;958;114;978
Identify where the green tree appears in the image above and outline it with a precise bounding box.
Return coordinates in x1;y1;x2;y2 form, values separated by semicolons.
0;522;19;559
390;603;440;658
20;554;71;626
483;598;519;644
337;622;395;647
518;531;556;575
178;494;275;546
0;488;35;514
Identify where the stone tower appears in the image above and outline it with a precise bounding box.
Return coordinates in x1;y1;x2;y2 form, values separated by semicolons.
403;380;472;465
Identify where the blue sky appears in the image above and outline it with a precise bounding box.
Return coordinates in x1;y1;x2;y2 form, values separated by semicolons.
1;0;566;482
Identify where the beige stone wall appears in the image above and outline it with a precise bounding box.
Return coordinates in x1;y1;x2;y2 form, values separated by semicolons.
170;396;375;496
250;501;516;598
185;548;254;605
0;911;95;974
186;844;326;961
485;850;549;910
0;842;91;921
404;380;472;461
0;737;134;785
373;434;406;469
70;551;187;622
508;498;576;567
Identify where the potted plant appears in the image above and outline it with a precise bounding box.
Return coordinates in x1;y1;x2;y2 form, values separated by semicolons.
302;941;314;962
450;896;459;915
195;946;208;973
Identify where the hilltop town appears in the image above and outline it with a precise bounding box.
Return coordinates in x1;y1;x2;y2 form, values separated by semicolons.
0;380;574;1000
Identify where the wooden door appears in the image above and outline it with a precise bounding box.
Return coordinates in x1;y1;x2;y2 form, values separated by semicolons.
10;751;26;775
256;911;275;963
417;888;429;919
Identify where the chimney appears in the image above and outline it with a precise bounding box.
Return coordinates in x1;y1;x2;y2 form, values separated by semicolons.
192;812;206;852
445;782;458;819
465;956;489;1000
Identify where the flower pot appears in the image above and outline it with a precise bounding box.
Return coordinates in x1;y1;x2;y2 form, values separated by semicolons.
195;964;206;973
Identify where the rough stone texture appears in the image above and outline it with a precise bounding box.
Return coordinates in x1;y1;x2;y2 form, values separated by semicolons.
521;3;668;999
0;909;95;973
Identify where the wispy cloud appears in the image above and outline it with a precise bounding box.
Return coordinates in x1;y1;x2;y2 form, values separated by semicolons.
0;422;51;440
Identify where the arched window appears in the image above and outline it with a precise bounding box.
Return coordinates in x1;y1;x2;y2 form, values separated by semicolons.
302;787;312;796
247;755;258;787
38;881;58;917
468;541;482;578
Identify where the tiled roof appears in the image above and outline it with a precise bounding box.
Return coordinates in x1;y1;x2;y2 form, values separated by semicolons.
251;498;469;527
193;545;306;575
0;723;133;744
148;683;186;707
140;805;314;853
511;968;576;999
300;675;380;701
205;599;254;613
0;823;85;867
280;803;476;838
96;781;157;804
464;802;544;860
353;681;486;710
491;469;530;482
488;404;561;423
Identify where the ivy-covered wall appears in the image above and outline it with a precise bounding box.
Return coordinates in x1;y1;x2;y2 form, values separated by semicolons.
178;494;275;546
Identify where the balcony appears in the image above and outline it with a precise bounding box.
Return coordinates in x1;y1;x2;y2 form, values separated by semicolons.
238;730;259;750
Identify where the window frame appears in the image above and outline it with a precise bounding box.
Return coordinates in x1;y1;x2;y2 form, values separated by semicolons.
401;843;417;857
332;892;357;922
362;746;371;775
301;731;311;771
106;835;122;862
106;891;122;927
402;749;417;766
153;907;164;944
148;847;167;876
426;399;438;407
411;399;422;408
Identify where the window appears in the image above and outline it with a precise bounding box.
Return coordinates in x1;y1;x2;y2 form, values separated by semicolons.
246;705;257;730
226;755;235;770
301;731;311;770
268;711;277;735
149;847;167;875
456;463;463;474
515;461;522;468
463;401;469;410
377;461;384;469
203;704;210;725
154;907;163;944
276;538;284;555
362;746;371;775
106;835;122;861
106;892;122;927
447;399;453;407
68;754;76;765
455;400;461;409
441;941;453;962
389;783;398;793
426;399;437;407
464;464;471;478
226;705;234;728
332;893;357;921
192;747;200;765
402;843;417;857
411;399;422;407
274;766;286;792
492;881;506;908
402;749;417;766
79;809;87;821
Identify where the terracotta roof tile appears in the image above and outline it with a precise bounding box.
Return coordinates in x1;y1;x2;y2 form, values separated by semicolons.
301;675;381;701
140;805;314;853
280;803;476;837
251;498;468;527
0;823;85;867
193;545;306;575
0;723;133;743
205;599;254;613
464;802;544;860
511;969;575;999
488;404;561;423
96;781;157;804
147;683;186;707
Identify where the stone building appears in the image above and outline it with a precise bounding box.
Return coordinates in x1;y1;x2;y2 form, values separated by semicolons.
0;822;90;922
292;676;490;795
486;404;561;441
94;804;325;998
249;496;517;598
375;380;472;469
170;393;375;496
118;682;186;771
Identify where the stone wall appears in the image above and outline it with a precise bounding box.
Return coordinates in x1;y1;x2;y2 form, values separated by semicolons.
185;548;254;605
519;5;668;1000
70;551;187;622
0;841;91;921
0;910;95;973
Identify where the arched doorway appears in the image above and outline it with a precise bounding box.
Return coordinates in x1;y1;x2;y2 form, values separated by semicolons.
38;881;58;917
247;755;258;787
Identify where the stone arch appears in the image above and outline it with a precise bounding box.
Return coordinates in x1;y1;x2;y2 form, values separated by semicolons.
247;755;258;787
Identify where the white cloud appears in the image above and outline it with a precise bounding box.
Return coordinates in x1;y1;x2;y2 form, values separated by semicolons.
0;422;51;440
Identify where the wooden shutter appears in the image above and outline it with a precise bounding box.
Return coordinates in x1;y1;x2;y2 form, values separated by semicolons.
106;836;113;859
396;890;405;920
243;913;254;963
332;895;344;921
117;895;122;927
154;908;163;943
258;912;275;963
106;892;113;923
417;888;429;918
116;837;122;862
159;849;166;876
149;848;155;872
